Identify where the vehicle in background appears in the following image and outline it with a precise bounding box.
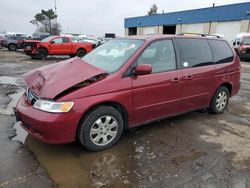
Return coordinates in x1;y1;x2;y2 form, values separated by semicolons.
0;35;5;48
23;35;94;59
32;32;50;41
2;35;28;51
105;33;115;38
97;37;106;45
77;35;99;47
233;33;250;61
103;37;114;43
15;34;240;151
6;32;28;37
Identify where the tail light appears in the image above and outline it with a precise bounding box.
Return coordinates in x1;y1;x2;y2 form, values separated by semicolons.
17;40;24;44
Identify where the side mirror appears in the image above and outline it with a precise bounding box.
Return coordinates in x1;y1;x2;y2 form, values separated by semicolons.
133;64;152;76
50;41;55;44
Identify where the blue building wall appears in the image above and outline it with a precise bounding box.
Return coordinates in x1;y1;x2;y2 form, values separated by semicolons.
124;2;250;28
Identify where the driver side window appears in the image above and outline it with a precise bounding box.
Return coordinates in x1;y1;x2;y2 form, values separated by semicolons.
137;40;176;73
52;37;63;44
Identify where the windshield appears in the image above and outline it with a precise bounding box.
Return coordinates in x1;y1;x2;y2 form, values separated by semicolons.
82;39;144;73
42;36;55;42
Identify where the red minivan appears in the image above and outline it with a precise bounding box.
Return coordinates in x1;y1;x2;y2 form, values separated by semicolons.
15;35;241;151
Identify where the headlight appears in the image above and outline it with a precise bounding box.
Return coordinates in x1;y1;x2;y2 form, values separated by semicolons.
33;99;74;113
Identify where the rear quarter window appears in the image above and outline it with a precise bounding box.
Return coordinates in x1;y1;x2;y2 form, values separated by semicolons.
208;40;234;64
175;38;213;68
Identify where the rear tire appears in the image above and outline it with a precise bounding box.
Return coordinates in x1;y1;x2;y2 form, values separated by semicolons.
38;48;48;59
78;106;124;151
8;44;17;51
76;49;86;58
210;86;229;114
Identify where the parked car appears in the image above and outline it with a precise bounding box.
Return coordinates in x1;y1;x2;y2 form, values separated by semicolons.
15;34;241;151
0;36;4;48
6;32;28;37
77;35;99;47
32;32;50;41
233;33;250;61
2;35;28;51
23;35;94;59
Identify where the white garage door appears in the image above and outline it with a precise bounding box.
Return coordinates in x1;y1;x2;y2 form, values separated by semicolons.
216;21;241;42
186;23;204;33
143;27;156;35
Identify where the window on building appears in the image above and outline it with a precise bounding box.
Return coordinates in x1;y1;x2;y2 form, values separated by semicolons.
176;38;213;68
208;40;234;64
163;25;176;34
128;27;137;36
137;40;176;73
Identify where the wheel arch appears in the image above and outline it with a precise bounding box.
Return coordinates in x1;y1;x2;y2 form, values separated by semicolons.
76;101;129;140
219;82;232;97
77;48;86;53
8;43;17;47
38;47;48;53
210;82;232;107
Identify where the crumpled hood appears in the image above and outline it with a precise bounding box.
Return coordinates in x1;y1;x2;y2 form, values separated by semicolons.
24;57;106;99
23;40;41;44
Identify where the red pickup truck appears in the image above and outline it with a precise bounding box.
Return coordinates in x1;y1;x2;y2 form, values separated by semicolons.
23;36;94;59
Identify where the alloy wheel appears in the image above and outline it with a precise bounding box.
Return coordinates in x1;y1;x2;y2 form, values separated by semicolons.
90;116;118;146
215;91;228;111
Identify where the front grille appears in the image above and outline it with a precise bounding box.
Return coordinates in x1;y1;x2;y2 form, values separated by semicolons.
24;43;35;50
25;88;39;105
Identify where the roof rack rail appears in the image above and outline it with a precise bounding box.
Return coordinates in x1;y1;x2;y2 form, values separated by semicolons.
177;33;221;38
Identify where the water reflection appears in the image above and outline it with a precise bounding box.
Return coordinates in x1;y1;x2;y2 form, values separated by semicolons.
25;132;138;188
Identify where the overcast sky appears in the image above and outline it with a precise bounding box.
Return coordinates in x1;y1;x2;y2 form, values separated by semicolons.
0;0;249;36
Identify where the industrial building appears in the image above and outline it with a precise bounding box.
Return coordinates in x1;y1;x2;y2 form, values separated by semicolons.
124;2;250;42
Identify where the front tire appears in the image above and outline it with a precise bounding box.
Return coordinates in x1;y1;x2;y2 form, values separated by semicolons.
8;44;17;51
78;106;124;151
210;86;229;114
37;48;48;59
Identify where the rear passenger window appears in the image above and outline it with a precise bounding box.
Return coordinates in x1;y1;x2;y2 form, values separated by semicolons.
137;40;176;73
208;40;234;64
63;37;69;43
176;38;213;68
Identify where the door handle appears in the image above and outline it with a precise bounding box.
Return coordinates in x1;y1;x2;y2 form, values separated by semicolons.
185;75;193;80
171;77;180;83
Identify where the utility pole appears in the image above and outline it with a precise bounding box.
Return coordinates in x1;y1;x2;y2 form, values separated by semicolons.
54;0;58;34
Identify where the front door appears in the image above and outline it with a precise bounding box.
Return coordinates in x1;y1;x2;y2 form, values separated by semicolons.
50;37;66;54
131;39;182;126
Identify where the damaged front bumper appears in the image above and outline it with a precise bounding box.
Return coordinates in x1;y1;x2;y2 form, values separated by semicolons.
15;95;81;144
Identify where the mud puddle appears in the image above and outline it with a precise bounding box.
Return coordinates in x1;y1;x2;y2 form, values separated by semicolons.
0;76;28;143
23;111;250;188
